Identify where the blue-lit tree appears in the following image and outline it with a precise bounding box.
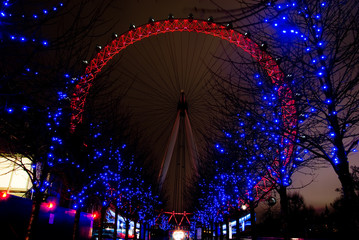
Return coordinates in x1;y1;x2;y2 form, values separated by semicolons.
258;0;359;233
69;120;125;239
192;173;225;238
72;57;165;238
0;103;65;239
204;34;310;236
68;117;161;240
194;155;229;223
109;153;161;240
0;1;120;239
212;105;286;238
193;168;233;239
193;93;284;238
114;139;161;240
70;124;126;240
214;0;359;235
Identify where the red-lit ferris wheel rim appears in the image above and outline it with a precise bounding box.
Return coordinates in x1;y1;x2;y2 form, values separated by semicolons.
70;18;297;202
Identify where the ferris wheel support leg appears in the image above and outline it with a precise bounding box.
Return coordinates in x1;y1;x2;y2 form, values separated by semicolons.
184;110;198;175
158;111;181;188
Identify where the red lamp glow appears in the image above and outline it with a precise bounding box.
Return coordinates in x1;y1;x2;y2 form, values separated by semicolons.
47;202;55;209
1;192;8;198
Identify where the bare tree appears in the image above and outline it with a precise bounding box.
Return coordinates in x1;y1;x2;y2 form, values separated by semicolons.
0;1;117;239
261;0;359;233
210;0;359;234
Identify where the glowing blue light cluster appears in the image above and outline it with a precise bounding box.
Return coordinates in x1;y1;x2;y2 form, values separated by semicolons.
3;103;30;114
0;1;64;46
0;1;64;19
6;34;49;46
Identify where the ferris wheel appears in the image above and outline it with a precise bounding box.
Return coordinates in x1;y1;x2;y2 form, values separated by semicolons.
70;17;297;213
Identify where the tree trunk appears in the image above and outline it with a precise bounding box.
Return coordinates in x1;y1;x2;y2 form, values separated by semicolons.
141;222;145;240
146;222;150;240
337;167;359;235
210;221;214;240
72;207;81;240
99;205;107;240
236;217;240;240
225;221;229;240
201;226;205;240
249;201;256;240
25;191;42;240
113;206;119;240
279;185;289;240
329;101;359;234
215;223;219;240
219;223;223;240
134;219;137;240
139;221;143;240
125;218;130;240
